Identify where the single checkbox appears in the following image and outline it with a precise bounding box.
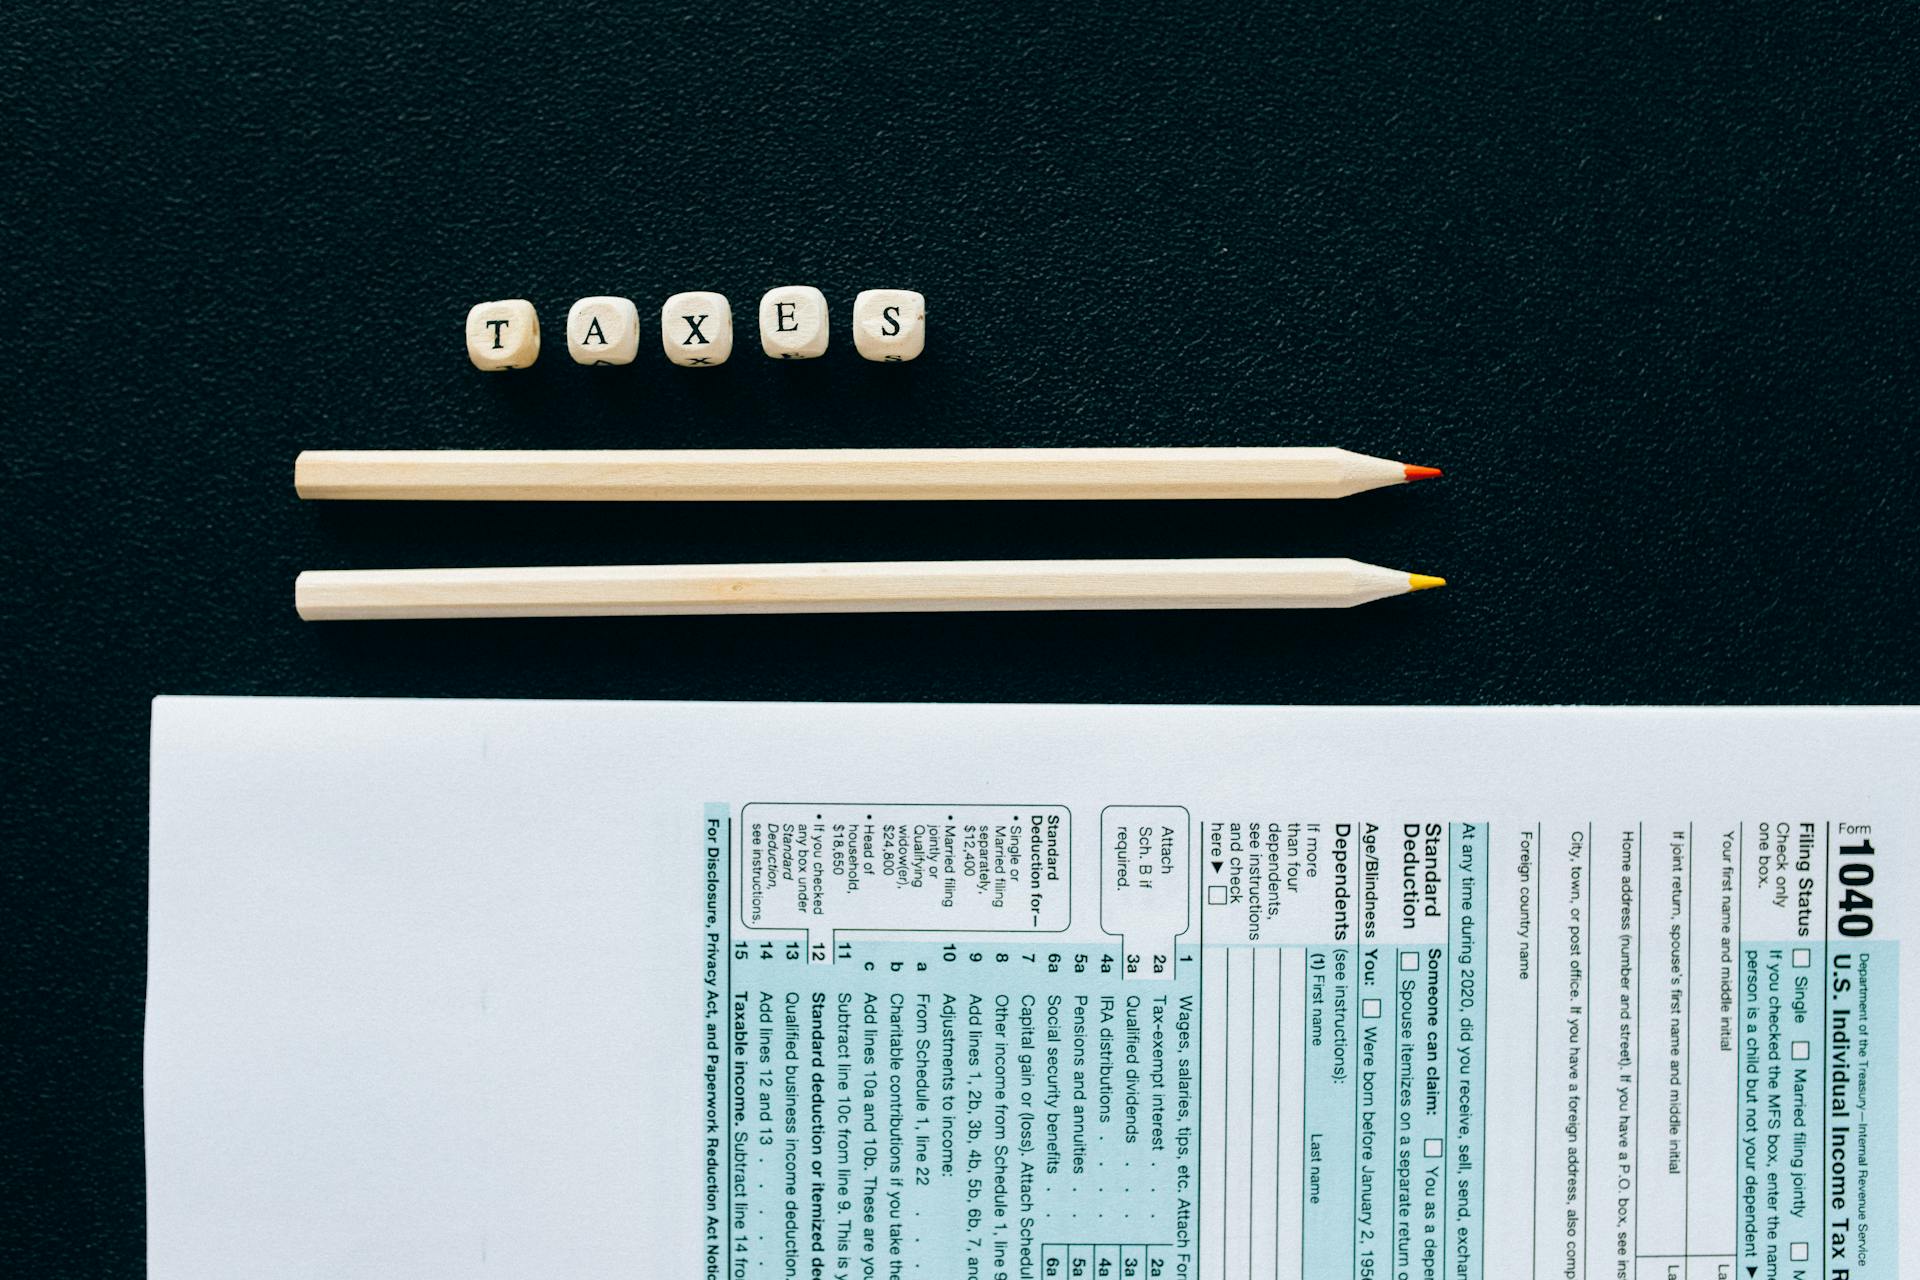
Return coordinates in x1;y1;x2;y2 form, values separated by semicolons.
1206;885;1228;905
1791;1041;1810;1060
1792;948;1811;968
1790;1242;1808;1261
1424;1138;1443;1158
1362;998;1382;1018
1400;951;1419;971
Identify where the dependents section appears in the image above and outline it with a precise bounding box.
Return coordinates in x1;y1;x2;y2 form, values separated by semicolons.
1195;822;1488;1280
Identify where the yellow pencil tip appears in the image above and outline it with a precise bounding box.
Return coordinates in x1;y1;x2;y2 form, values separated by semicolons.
1408;574;1447;592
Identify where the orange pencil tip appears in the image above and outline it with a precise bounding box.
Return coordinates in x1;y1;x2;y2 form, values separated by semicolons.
1403;465;1444;482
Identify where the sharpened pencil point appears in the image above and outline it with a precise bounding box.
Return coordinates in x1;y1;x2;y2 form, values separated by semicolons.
1408;574;1447;592
1403;465;1444;482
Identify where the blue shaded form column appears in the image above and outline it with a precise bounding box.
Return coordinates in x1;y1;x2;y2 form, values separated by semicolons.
1300;945;1356;1278
1447;824;1486;1280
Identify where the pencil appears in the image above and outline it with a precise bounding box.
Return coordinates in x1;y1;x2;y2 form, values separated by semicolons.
292;447;1443;502
294;558;1446;620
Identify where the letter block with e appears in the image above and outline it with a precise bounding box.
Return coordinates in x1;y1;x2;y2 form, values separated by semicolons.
758;286;829;360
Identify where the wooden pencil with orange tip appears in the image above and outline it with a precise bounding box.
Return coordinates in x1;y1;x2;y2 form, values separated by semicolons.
294;447;1443;503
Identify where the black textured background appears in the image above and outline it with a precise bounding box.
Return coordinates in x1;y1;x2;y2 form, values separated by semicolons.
3;0;1917;1270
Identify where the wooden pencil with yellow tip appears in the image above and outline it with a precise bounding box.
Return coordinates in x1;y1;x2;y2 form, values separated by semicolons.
295;558;1446;621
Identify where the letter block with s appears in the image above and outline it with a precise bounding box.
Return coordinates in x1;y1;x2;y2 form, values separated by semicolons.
852;289;925;362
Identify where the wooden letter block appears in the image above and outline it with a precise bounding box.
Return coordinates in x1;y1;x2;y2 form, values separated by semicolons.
661;291;732;367
566;296;640;366
758;286;829;359
852;289;925;362
465;299;540;370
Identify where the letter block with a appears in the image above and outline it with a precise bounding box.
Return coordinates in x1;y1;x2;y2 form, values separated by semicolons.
661;291;733;367
758;286;829;360
567;296;640;366
465;299;540;370
852;289;925;362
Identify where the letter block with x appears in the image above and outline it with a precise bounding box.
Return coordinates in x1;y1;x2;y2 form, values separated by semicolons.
660;291;733;367
464;299;541;370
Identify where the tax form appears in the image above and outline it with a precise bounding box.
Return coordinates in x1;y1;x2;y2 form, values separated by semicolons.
146;700;1916;1279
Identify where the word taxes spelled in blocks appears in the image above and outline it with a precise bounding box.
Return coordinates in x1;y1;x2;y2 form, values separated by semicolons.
466;290;926;368
465;299;540;370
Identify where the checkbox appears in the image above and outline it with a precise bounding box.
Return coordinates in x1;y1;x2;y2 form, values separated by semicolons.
1424;1138;1443;1158
1206;886;1228;905
1790;1242;1808;1262
1362;998;1382;1018
1792;948;1811;968
1400;951;1420;971
1791;1041;1810;1060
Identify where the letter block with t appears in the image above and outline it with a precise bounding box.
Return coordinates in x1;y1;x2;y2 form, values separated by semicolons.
464;299;540;370
566;296;640;366
758;286;829;360
852;289;925;362
660;291;733;367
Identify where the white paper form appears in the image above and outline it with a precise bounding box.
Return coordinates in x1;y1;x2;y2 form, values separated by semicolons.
147;700;1919;1279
